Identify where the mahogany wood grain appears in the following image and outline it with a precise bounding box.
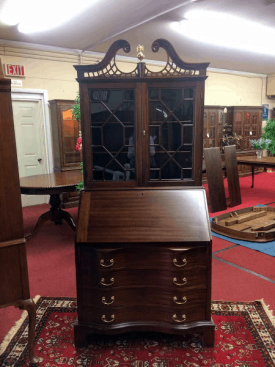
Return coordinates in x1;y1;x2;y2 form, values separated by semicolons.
74;40;213;348
74;319;215;347
237;156;275;188
77;188;211;244
74;39;208;189
224;145;242;207
236;156;275;166
20;170;83;238
0;79;24;243
81;288;207;308
81;268;207;289
20;170;83;195
80;305;206;325
75;188;214;347
0;76;38;364
80;246;207;270
204;147;227;213
19;299;38;365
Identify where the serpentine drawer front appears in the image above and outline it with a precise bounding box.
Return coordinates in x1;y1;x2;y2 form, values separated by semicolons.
80;288;208;308
80;246;207;271
79;305;206;324
75;188;215;348
81;268;207;289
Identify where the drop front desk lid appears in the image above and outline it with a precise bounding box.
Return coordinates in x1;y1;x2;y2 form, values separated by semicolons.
76;187;211;244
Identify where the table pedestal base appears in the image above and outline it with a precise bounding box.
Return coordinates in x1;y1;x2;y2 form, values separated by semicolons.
26;194;76;240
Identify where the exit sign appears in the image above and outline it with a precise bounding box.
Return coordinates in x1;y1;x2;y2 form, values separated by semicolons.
5;64;25;77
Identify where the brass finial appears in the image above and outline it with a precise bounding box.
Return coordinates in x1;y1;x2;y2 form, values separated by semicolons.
137;45;145;62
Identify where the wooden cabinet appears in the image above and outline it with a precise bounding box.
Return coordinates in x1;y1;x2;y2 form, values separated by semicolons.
203;106;225;149
74;39;209;188
0;76;38;364
226;106;263;176
226;106;263;151
75;188;215;347
49;99;81;208
73;40;213;347
49;99;81;172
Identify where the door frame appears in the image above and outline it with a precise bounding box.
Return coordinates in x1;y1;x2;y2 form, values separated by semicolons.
11;88;53;174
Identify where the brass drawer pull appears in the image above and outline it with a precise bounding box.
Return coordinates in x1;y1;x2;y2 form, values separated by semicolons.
173;277;187;286
100;259;114;267
101;314;115;323
102;296;115;305
100;277;114;286
173;296;187;304
173;314;186;323
173;258;187;267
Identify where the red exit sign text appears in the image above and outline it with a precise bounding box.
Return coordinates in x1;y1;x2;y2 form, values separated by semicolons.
5;64;25;77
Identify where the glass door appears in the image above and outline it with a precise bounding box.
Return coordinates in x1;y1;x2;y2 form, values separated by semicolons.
61;106;81;167
147;86;195;181
89;88;137;182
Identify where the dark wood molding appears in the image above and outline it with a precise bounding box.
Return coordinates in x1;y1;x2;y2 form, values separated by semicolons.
74;39;209;81
149;38;209;76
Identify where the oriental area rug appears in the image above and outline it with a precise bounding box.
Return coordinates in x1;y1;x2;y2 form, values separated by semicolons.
1;297;275;367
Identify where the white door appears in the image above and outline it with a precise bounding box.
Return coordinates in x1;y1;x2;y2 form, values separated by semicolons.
12;99;47;207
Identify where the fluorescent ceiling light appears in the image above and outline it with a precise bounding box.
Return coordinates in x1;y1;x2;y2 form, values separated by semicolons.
0;0;96;34
172;10;275;56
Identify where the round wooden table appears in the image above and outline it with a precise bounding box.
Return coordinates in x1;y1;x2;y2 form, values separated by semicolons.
20;170;83;239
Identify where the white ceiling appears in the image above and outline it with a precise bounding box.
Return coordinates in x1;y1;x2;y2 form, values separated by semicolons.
0;0;275;75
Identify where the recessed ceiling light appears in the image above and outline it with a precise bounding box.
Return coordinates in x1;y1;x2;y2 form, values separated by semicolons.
0;0;97;34
171;10;275;56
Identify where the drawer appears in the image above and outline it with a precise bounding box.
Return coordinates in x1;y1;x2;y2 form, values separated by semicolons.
79;305;206;325
80;268;207;290
79;246;207;271
80;287;207;309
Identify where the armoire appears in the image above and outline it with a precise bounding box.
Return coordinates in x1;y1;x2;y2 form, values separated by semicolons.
73;39;215;348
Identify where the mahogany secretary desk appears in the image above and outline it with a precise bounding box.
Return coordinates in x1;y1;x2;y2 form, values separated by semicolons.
73;39;215;347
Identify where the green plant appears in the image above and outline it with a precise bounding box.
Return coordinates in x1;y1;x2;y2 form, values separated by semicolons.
262;118;275;155
72;92;84;192
250;138;271;150
76;162;84;192
71;92;81;122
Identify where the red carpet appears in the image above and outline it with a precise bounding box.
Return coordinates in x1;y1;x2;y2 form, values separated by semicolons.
214;245;275;281
1;297;275;367
0;204;78;344
212;236;236;252
212;258;275;310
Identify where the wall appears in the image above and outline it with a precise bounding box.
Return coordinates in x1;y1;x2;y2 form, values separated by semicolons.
1;39;274;128
205;70;275;124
